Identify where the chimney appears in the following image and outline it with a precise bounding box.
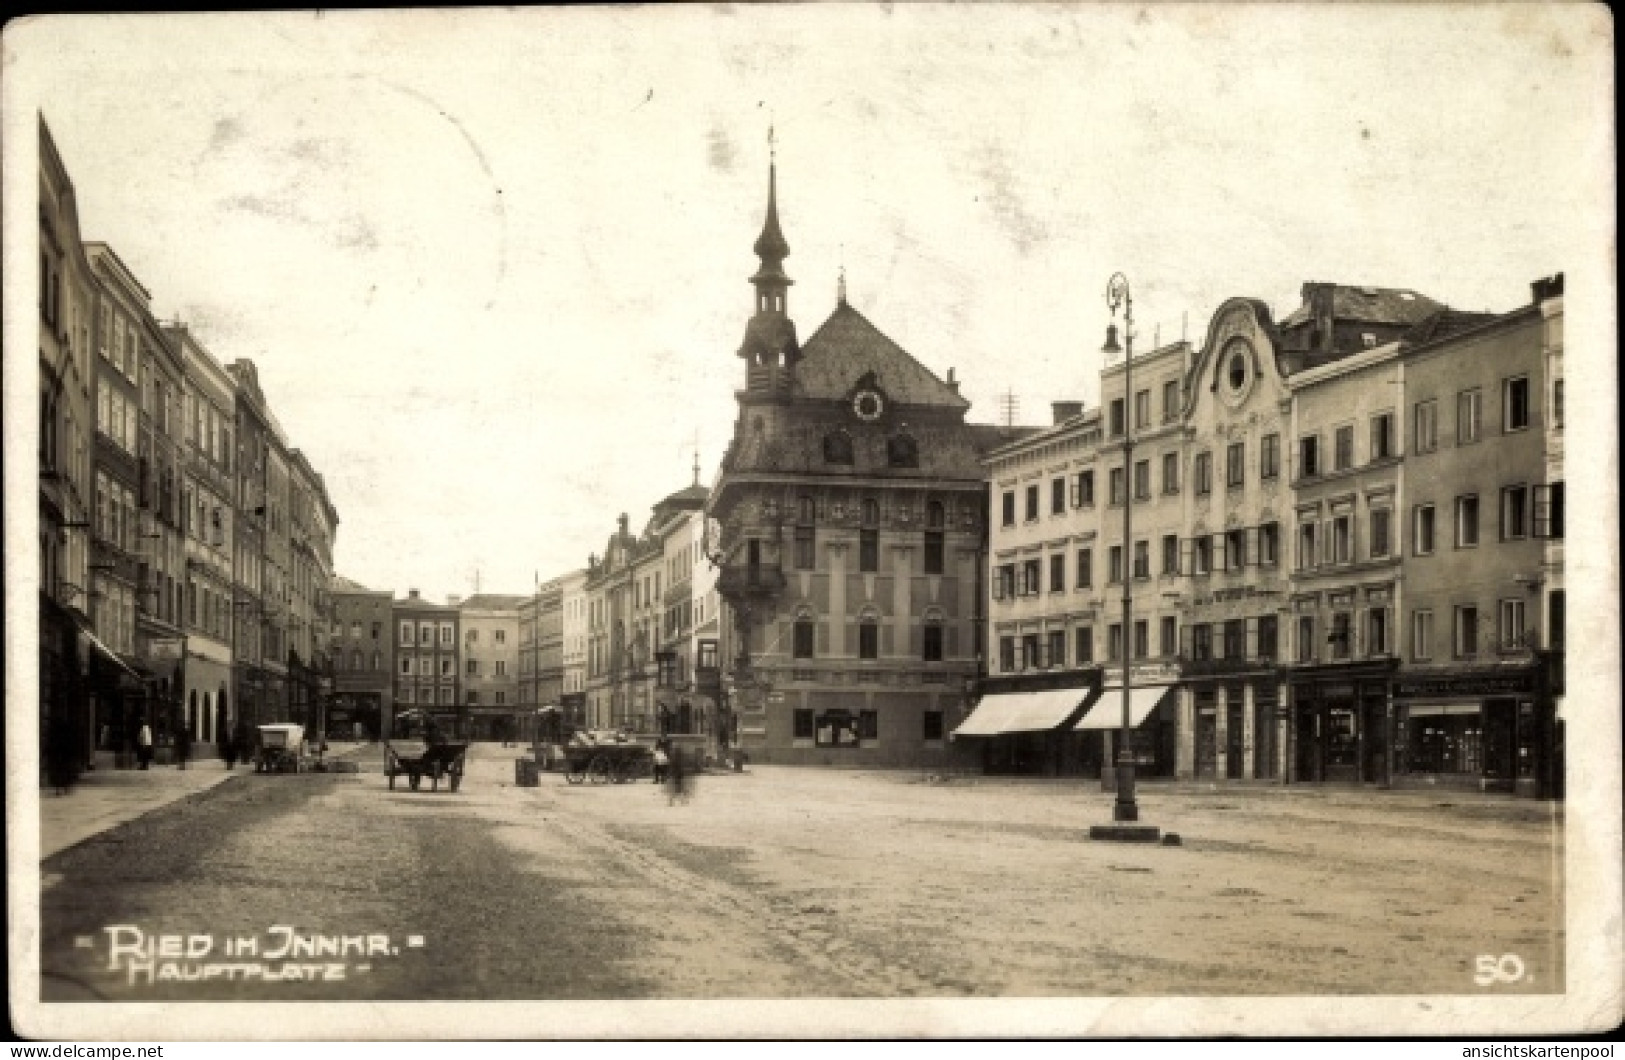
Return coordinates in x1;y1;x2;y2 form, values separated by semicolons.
618;513;629;538
946;367;960;395
1531;273;1564;304
1051;400;1084;425
408;589;420;600
447;594;462;607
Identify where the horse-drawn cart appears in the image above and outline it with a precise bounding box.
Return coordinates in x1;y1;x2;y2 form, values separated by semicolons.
384;740;468;792
562;731;653;785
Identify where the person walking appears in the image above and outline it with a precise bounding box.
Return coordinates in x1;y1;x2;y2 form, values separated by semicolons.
174;718;192;770
135;718;153;771
222;723;239;770
651;738;670;785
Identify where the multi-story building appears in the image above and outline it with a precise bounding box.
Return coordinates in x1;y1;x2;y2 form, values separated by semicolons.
39;118;98;780
392;590;460;737
517;593;539;707
1387;277;1564;796
535;577;565;708
288;450;338;735
86;242;153;762
651;485;711;741
458;593;526;740
171;324;238;754
330;577;392;740
585;514;640;732
707;158;1005;767
133;304;188;749
228;360;273;727
260;418;292;720
559;569;589;728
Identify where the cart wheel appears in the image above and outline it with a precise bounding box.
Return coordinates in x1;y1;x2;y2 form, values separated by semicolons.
587;755;611;785
564;762;586;785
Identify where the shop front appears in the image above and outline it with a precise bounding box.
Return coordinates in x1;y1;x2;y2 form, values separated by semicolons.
1077;682;1178;781
1391;664;1556;797
952;670;1103;777
1288;660;1397;785
1184;672;1283;781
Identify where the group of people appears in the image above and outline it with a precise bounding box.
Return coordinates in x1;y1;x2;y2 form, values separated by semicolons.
125;717;255;771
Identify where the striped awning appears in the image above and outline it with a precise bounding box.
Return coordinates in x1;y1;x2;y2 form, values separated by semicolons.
1074;685;1175;731
952;688;1094;738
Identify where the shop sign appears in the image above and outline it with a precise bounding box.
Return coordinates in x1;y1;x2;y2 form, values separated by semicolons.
1395;672;1534;698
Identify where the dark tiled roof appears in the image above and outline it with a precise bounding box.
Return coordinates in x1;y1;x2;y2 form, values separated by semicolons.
793;303;970;410
1399;308;1500;348
1281;285;1443;328
968;423;1045;454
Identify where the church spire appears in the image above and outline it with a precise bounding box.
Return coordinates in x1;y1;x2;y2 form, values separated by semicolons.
737;128;800;377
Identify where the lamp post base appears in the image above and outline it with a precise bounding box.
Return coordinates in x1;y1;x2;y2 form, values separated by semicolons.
1088;823;1162;843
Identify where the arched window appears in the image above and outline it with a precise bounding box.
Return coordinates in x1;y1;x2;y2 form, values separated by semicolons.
858;609;881;660
927;501;945;529
887;432;919;468
861;498;879;526
793;607;816;660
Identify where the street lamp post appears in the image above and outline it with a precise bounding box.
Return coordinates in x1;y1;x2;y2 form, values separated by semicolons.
1090;273;1161;843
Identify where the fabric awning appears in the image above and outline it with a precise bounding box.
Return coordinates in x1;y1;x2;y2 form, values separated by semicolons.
85;631;139;676
952;688;1093;738
1074;684;1174;731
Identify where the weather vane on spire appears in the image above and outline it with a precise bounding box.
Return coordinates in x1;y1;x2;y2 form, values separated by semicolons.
768;123;776;163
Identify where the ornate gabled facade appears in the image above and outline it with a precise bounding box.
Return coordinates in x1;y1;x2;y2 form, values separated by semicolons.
708;158;1017;767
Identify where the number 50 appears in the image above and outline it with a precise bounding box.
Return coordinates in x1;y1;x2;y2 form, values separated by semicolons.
1474;954;1526;985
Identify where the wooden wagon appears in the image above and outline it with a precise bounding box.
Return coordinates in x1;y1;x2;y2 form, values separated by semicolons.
384;740;469;792
561;731;653;785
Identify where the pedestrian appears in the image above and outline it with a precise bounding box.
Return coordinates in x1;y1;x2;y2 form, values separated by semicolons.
667;743;691;805
174;720;192;771
233;720;253;772
652;738;670;785
136;718;153;771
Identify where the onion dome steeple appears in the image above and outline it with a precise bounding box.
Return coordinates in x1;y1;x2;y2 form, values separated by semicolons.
738;129;799;380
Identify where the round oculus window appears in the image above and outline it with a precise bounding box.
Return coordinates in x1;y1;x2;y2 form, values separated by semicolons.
852;389;885;422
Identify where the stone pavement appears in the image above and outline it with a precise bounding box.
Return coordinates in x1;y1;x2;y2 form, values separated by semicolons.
38;741;370;860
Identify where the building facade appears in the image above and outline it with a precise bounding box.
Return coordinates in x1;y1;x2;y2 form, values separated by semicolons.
707;160;1000;767
331;577;392;740
392;590;460;736
559;569;589;727
458;594;526;740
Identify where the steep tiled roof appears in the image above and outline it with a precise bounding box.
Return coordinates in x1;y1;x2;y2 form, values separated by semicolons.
792;303;970;410
332;574;374;593
459;593;531;611
1399;308;1500;347
1280;285;1442;327
969;423;1045;455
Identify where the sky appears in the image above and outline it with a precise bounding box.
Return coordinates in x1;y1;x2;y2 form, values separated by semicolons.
7;6;1613;603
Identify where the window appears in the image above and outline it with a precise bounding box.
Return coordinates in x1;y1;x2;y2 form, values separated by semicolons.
1075;626;1094;663
1223;619;1245;659
441;657;454;676
1552;379;1564;429
1076;548;1092;589
1001;491;1016;527
1049;554;1066;593
1226;442;1245;488
467;659;478;676
793;616;814;659
794;525;815;570
1162;534;1180;575
1296;616;1316;663
1370;508;1391;558
1334;425;1354;471
1298;436;1319;478
859;619;879;660
1412;609;1434;661
467;691;479;706
1260;522;1280;566
1533;482;1565;539
994;564;1016;600
1162;452;1179;494
1457;388;1482;444
1225;528;1247;570
1455;495;1479;548
1329;610;1352;658
923;621;944;662
1107;623;1123;662
859;529;879;572
400;621;413;646
1193;452;1211;495
1498;599;1526;651
1414;504;1436;555
1454;605;1479;657
1047;630;1067;669
1108;546;1123;584
441;624;454;645
1368;608;1389;656
1492;484;1530;542
793;709;814;740
1298;521;1318;569
1133;541;1150;580
1162;379;1180;422
1414;400;1438;453
999;636;1016;672
1025;485;1040;521
1503;376;1530;431
1022;634;1041;669
1258;616;1278;660
1331;515;1352;564
1109;398;1125;438
1134;389;1151;429
923;711;944;742
1073;470;1095;508
1370;413;1394;461
1133;620;1149;659
1257;433;1279;481
1549;590;1565;649
1133;460;1151;501
1050;477;1066;515
467;629;480;644
1109;467;1126;506
401;656;413;675
1193;536;1212;576
1022;559;1041;596
1159;616;1177;657
1191;623;1212;661
923;531;944;575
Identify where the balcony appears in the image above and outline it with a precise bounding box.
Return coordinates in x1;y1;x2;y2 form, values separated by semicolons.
716;563;787;601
